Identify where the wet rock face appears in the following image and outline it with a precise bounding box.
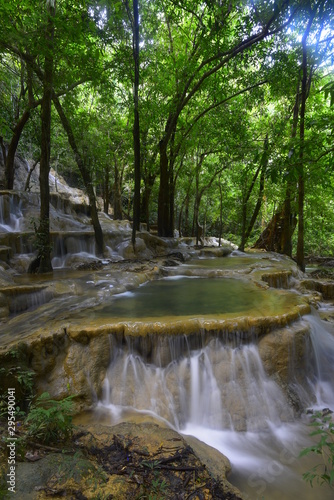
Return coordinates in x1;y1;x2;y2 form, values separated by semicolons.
258;322;310;383
28;332;112;407
301;278;334;299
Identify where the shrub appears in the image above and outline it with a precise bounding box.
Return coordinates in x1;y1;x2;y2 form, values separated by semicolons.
25;392;74;444
300;410;334;488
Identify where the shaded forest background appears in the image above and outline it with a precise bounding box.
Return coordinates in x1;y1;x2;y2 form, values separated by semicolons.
0;0;334;273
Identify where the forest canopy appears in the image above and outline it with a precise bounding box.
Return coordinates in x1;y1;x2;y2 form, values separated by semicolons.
0;0;334;270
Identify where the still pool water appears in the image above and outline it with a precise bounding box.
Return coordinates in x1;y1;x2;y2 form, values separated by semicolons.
98;276;301;319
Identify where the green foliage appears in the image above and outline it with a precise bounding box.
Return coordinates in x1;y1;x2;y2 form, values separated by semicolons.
0;348;35;418
25;392;74;444
300;411;334;488
137;459;168;499
1;0;334;255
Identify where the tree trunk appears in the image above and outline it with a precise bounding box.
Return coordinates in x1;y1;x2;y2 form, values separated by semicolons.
280;183;293;257
296;174;305;270
52;95;104;257
296;23;311;272
253;84;301;255
169;170;175;237
141;174;155;231
5;110;31;190
113;160;123;220
24;159;39;191
34;0;55;274
0;137;6;167
218;180;223;247
239;135;268;251
131;0;141;246
158;140;172;236
103;165;109;214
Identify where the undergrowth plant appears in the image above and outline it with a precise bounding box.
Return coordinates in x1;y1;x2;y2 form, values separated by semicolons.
300;411;334;488
0;348;35;418
25;392;74;444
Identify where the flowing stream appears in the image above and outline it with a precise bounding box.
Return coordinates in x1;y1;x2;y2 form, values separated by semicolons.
94;276;334;500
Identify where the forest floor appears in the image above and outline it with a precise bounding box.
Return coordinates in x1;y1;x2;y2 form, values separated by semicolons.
0;419;243;499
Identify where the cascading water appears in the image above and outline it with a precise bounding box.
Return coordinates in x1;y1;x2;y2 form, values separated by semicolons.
0;193;23;232
99;314;334;500
51;233;97;268
305;313;334;408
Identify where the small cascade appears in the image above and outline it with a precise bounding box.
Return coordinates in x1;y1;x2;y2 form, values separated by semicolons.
0;193;23;232
101;336;294;432
51;232;96;268
304;314;334;407
262;270;292;289
8;289;54;314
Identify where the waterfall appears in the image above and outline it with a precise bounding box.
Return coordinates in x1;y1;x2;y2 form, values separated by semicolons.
101;337;295;432
99;315;334;500
0;193;23;232
304;313;334;407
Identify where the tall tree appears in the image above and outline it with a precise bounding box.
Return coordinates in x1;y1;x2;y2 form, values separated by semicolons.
35;0;56;273
125;0;141;245
156;0;295;236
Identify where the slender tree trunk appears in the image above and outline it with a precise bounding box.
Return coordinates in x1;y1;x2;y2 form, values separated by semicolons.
281;184;293;256
178;179;192;237
141;174;155;231
244;163;265;243
240;135;268;250
281;83;300;257
194;168;200;245
132;0;141;246
184;190;190;236
218;180;223;247
158;140;171;236
297;25;311;272
35;0;56;273
24;158;39;191
169;170;175;237
113;160;123;220
0;137;6;166
103;165;109;214
5;110;31;190
239;195;248;252
53;95;104;256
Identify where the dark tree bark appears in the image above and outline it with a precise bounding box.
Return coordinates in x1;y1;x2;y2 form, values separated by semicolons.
0;137;6;167
34;0;56;274
131;0;141;246
141;173;155;231
218;178;223;247
103;165;110;214
253;209;297;253
281;86;300;257
53;95;104;257
113;159;123;220
297;15;313;272
24;158;39;191
158;139;172;236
